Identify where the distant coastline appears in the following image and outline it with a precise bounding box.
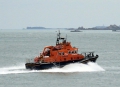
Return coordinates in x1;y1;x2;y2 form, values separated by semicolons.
25;26;65;30
26;27;46;29
67;24;120;31
25;24;120;31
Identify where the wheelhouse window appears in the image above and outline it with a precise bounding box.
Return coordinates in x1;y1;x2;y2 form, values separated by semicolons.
59;52;64;55
68;51;71;54
68;50;77;54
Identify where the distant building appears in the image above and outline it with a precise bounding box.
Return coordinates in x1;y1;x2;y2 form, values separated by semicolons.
94;26;107;29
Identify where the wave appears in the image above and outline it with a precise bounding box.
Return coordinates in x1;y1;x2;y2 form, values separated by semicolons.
0;62;105;75
0;63;38;75
41;62;105;73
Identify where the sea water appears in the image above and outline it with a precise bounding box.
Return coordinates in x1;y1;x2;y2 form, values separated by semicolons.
0;29;120;87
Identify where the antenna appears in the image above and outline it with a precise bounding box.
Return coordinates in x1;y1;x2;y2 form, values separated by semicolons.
58;30;60;39
56;30;66;45
66;34;67;41
56;30;61;45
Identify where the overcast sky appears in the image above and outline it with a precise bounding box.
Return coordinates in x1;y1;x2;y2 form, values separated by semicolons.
0;0;120;29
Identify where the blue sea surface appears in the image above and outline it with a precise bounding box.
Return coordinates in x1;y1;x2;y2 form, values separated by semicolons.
0;29;120;87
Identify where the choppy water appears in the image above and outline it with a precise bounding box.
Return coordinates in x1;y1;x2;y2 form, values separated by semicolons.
0;29;120;87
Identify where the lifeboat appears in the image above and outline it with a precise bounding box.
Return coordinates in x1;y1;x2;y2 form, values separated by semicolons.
25;31;99;70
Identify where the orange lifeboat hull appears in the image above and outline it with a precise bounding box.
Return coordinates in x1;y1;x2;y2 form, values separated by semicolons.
25;55;98;70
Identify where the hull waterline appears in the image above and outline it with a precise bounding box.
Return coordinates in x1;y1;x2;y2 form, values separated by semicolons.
25;57;98;70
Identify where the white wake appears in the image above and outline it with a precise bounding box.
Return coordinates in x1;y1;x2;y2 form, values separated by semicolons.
41;62;105;72
0;62;105;75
